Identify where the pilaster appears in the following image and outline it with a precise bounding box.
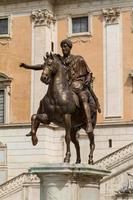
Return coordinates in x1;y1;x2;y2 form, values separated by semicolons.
31;9;56;114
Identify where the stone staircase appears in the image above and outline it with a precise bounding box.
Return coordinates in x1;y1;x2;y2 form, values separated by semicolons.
95;142;133;200
1;142;133;200
95;142;133;170
0;172;40;200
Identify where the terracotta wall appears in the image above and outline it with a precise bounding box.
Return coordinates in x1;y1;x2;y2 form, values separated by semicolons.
0;15;32;123
57;16;104;123
122;11;133;121
1;10;133;124
57;12;133;123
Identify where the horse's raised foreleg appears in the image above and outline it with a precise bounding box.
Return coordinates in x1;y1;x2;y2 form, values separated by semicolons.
87;132;95;164
28;113;49;146
26;101;42;137
26;113;40;137
64;114;71;163
26;98;50;146
71;129;81;164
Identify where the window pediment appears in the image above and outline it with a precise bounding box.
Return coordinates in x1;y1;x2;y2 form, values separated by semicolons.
0;73;12;87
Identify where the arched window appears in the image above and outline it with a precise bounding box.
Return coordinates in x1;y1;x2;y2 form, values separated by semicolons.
0;73;12;124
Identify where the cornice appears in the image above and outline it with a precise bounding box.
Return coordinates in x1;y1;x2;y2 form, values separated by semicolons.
0;0;133;17
1;0;133;7
55;0;133;18
0;120;132;130
55;0;133;6
0;0;54;5
0;0;54;16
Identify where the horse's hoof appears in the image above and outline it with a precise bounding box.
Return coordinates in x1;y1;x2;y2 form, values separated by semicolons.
26;132;32;137
32;136;38;146
75;159;81;164
88;160;94;165
64;157;70;163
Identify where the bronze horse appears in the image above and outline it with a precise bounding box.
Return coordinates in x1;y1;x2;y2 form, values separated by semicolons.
29;53;97;164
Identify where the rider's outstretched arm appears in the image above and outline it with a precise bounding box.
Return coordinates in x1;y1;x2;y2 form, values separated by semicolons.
20;63;43;70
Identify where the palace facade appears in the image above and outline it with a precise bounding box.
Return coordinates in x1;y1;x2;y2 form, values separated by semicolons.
0;0;133;199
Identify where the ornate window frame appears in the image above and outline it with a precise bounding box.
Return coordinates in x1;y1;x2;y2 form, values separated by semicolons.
0;73;12;124
0;15;12;38
68;13;92;37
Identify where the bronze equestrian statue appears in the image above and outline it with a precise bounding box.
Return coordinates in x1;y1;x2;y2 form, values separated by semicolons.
20;39;101;164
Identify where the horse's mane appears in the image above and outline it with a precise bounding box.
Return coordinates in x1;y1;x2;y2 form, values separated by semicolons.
53;53;64;65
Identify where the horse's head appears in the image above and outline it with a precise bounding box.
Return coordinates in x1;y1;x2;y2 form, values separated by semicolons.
40;52;57;84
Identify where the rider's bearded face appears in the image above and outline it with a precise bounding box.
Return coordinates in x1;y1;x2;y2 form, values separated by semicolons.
61;43;71;57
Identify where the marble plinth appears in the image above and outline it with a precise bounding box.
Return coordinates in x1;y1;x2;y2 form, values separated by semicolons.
29;163;110;200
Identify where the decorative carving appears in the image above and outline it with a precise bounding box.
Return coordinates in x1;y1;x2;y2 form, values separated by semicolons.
116;173;133;195
31;9;56;27
95;142;133;169
102;8;120;24
0;142;6;148
71;37;91;44
0;173;40;198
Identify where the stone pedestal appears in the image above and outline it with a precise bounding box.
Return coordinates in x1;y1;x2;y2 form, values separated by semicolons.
29;163;110;200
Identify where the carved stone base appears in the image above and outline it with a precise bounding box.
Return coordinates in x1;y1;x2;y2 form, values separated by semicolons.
29;163;110;200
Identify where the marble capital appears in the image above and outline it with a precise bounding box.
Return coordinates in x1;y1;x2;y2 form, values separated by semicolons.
31;9;56;27
102;8;120;24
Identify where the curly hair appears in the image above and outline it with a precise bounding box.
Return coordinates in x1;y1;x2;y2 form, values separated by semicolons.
60;39;72;49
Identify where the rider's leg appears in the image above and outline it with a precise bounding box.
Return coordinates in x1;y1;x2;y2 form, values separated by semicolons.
71;81;93;133
79;90;93;133
89;87;101;113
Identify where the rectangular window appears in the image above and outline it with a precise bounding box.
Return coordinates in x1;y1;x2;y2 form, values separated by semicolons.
68;15;91;37
109;139;112;148
0;18;8;35
72;16;88;33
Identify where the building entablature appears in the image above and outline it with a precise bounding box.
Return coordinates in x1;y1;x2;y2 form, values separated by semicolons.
1;0;133;6
0;0;133;17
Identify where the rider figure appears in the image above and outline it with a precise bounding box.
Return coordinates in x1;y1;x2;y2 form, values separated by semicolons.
60;39;101;134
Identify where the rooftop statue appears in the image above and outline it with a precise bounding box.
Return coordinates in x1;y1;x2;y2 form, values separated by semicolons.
20;39;101;164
